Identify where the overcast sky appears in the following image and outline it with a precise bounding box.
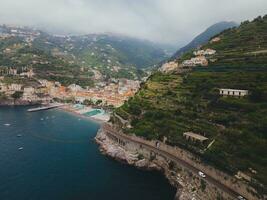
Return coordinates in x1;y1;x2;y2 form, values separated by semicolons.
0;0;266;45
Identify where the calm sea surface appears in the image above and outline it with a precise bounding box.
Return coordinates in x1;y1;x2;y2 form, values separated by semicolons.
0;106;175;200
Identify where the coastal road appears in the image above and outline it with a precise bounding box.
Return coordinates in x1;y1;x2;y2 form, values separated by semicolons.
103;124;245;200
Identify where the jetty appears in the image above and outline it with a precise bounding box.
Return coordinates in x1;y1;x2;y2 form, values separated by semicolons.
27;103;64;112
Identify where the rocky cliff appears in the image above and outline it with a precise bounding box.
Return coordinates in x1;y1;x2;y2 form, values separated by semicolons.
95;128;231;200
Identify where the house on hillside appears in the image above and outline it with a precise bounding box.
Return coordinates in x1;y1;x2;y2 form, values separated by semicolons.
193;49;216;56
219;89;249;97
68;84;83;92
183;132;208;143
182;56;208;67
159;61;179;73
210;37;221;43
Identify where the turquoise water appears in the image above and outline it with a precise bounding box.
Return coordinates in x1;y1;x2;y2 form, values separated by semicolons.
0;106;176;200
73;104;84;110
83;109;103;117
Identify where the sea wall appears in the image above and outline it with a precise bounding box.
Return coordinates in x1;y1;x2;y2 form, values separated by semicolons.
95;127;235;200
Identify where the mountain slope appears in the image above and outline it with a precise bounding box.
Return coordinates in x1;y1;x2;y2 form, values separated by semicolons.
173;21;238;59
113;15;267;197
0;26;169;86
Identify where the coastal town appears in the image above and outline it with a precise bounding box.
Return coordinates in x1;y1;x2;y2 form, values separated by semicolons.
0;25;143;109
0;7;267;200
0;69;141;107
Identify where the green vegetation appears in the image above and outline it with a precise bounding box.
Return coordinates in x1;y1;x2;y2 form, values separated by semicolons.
205;15;267;67
0;29;168;86
200;179;206;191
114;15;267;194
11;91;23;99
0;92;7;100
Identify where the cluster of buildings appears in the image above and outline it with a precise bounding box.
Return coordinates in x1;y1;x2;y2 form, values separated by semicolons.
182;48;216;67
65;79;140;107
0;25;40;43
0;67;34;78
182;56;209;67
159;61;179;73
193;49;216;56
0;76;140;107
0;82;50;102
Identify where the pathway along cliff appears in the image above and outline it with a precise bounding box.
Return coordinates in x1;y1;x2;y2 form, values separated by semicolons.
95;123;261;200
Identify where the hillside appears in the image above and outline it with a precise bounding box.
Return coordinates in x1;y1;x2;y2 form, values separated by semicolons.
172;21;237;59
113;15;267;197
0;26;169;86
203;16;267;67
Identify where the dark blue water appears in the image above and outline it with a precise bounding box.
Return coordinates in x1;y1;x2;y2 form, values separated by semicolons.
0;106;176;200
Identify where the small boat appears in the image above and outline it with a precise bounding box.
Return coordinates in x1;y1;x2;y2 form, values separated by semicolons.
40;118;44;121
4;123;11;126
17;134;22;137
18;147;23;150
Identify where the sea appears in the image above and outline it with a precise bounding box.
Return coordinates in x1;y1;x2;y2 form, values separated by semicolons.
0;106;176;200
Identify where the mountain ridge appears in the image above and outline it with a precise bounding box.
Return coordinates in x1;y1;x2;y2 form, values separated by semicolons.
172;21;238;59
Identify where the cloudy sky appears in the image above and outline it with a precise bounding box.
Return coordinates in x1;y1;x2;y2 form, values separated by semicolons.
0;0;266;45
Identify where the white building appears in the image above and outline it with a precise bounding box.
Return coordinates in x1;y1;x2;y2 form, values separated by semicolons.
182;56;208;67
75;96;86;103
210;37;221;43
193;49;216;56
24;87;35;94
19;69;34;78
9;84;23;91
22;87;36;101
0;83;7;92
219;89;249;97
68;84;83;92
159;61;178;73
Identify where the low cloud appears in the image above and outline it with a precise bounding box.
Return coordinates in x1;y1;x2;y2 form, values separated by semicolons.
0;0;266;45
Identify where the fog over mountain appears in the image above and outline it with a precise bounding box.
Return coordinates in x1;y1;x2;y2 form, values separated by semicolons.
0;0;266;45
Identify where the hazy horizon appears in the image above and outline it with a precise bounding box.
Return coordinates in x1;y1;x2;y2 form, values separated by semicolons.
0;0;266;46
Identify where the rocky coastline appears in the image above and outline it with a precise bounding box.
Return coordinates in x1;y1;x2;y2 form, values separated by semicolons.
95;127;204;200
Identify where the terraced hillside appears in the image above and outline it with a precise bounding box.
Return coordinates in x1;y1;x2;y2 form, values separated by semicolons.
114;15;267;197
173;21;237;59
0;26;170;86
180;15;267;67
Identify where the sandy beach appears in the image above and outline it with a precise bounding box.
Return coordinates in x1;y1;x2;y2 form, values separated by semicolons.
58;104;110;124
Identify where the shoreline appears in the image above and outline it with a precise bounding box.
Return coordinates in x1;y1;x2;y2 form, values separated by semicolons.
95;127;182;200
57;105;108;124
0;100;41;106
94;125;257;200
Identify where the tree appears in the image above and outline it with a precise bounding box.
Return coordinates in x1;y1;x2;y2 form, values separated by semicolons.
250;88;264;102
95;99;102;105
84;99;93;106
11;91;23;99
